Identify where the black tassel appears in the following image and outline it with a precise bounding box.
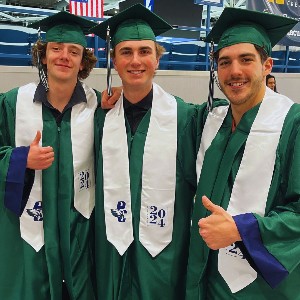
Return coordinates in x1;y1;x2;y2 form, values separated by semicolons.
37;27;49;92
106;26;112;96
207;41;215;112
207;41;221;112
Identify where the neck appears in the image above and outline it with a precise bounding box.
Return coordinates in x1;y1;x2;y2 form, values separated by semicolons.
231;86;265;126
47;78;77;112
123;85;152;104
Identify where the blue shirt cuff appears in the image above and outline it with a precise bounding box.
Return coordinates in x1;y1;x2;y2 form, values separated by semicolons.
233;213;289;288
4;146;32;216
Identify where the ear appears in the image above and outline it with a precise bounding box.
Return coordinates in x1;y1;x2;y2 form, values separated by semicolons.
113;58;118;72
79;62;84;71
263;57;273;76
155;58;159;70
41;56;47;65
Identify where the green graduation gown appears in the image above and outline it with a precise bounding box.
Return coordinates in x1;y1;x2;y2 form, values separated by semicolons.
0;83;99;300
186;99;300;299
94;94;199;300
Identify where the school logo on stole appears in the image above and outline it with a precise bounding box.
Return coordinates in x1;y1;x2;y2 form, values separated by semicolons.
111;201;128;222
26;201;43;221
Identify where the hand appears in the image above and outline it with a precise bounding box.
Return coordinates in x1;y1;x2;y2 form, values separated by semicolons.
26;131;54;170
198;196;241;250
101;86;122;109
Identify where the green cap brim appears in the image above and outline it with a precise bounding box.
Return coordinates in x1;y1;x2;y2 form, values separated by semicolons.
90;4;173;47
205;7;298;55
28;11;97;47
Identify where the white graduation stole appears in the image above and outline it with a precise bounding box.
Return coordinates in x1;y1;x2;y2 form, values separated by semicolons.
218;89;293;293
71;83;97;218
17;83;44;252
16;82;97;252
196;88;293;293
102;83;177;257
196;105;229;182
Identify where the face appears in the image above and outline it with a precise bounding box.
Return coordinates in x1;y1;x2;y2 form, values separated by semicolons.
42;42;84;84
113;40;159;93
267;77;276;91
217;43;272;111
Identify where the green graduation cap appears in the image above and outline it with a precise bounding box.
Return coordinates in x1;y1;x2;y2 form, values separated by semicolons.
90;3;173;47
28;11;97;48
205;7;298;56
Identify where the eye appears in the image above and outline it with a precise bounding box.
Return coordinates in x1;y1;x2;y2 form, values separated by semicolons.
140;49;151;55
241;57;253;63
120;50;131;56
218;60;229;67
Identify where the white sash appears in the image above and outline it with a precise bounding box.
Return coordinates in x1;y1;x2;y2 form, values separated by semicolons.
102;93;134;256
16;82;97;252
17;83;44;252
71;83;97;218
196;105;229;182
218;89;293;292
102;83;177;257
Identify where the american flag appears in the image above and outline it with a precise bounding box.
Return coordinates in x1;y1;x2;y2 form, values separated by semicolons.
69;0;103;18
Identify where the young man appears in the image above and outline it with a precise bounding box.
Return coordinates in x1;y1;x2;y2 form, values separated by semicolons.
90;4;199;299
186;8;300;299
0;12;100;300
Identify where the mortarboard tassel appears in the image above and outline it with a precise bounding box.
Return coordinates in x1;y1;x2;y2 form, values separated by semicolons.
37;27;49;92
207;41;215;112
207;41;221;112
106;26;112;96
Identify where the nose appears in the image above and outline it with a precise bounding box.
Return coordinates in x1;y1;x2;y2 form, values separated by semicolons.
130;52;141;66
59;47;69;60
230;60;242;76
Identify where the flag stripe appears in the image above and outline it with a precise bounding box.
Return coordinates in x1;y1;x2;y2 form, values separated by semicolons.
70;0;103;18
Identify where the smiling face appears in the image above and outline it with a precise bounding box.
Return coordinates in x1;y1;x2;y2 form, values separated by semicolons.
42;42;84;85
113;40;159;96
217;43;272;112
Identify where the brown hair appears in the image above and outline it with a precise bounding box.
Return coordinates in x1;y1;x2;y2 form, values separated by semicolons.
213;44;269;64
31;40;97;80
110;41;166;60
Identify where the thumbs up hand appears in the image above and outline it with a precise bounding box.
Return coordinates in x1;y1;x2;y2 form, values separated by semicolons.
26;131;54;170
198;196;241;250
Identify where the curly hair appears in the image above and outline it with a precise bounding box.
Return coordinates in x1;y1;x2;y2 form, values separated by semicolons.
31;40;97;80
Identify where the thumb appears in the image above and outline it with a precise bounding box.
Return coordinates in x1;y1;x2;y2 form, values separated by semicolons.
202;195;222;214
31;130;41;145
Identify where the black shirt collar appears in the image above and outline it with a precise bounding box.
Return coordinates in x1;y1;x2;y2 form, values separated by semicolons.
33;81;87;112
123;88;153;111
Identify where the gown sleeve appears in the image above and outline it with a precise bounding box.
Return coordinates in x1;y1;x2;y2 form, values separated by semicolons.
0;90;33;216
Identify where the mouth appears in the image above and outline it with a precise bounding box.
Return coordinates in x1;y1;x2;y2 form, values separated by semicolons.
128;70;145;74
56;64;70;69
228;81;247;88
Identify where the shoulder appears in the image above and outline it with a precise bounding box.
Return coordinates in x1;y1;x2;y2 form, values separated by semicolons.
284;102;300;130
0;86;20;110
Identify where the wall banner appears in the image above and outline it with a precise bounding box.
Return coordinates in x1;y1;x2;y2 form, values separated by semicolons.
247;0;300;47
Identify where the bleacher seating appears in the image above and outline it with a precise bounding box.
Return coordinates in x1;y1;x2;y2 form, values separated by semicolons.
159;43;207;71
0;28;36;66
287;51;300;73
0;27;299;73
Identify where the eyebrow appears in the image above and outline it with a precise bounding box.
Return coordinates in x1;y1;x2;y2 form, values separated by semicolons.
218;52;256;61
118;46;153;51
